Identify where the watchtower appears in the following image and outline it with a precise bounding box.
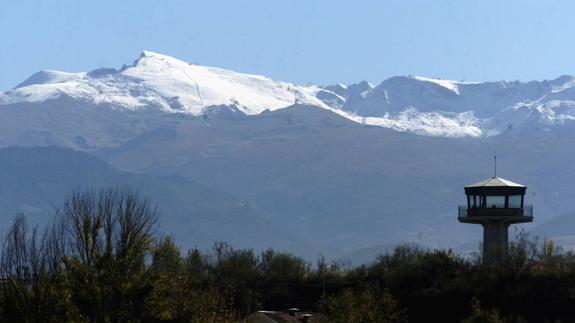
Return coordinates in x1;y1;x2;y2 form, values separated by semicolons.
458;176;533;262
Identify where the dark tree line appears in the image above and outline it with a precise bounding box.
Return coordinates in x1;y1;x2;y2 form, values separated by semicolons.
1;188;575;322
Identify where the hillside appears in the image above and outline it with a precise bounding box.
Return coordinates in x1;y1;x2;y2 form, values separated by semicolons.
2;51;575;259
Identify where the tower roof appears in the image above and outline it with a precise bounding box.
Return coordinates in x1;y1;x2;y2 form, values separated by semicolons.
464;176;526;195
465;176;525;188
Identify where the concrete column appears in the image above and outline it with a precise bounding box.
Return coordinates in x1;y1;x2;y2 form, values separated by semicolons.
482;222;510;263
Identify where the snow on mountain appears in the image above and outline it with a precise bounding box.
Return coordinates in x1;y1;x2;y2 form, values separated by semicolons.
3;51;575;140
337;108;482;137
409;75;470;95
329;74;575;137
15;70;87;89
1;51;329;115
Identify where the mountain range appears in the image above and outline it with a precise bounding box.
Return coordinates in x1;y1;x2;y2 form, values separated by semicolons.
2;51;575;261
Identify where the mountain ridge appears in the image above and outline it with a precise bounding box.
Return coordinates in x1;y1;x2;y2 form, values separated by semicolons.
3;55;575;258
4;51;575;142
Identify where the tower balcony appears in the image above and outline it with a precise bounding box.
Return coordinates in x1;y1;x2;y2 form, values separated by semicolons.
458;205;533;224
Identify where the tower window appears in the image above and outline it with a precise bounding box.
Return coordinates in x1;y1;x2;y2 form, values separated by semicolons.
508;195;522;208
485;196;505;208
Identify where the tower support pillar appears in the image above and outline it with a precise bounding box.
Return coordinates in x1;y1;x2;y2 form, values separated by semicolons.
482;222;510;263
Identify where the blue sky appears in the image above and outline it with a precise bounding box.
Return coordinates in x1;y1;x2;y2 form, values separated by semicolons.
1;0;573;90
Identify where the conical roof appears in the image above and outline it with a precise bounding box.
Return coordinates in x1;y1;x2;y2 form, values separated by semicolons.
465;176;525;188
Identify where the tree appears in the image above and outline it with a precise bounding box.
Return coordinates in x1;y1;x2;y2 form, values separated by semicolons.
325;287;407;323
0;215;82;322
56;188;158;322
144;236;183;321
259;249;309;309
461;298;505;323
208;242;260;315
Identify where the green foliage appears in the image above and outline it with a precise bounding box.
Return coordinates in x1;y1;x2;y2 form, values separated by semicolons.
368;246;472;297
258;249;310;309
55;188;157;322
3;190;575;322
144;237;183;321
325;287;407;323
461;298;505;323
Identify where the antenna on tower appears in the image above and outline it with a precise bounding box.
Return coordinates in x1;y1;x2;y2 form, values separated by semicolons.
494;153;497;177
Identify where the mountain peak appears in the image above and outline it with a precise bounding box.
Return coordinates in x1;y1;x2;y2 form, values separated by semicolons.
131;50;189;70
14;69;85;90
140;50;163;57
138;50;179;61
553;74;574;83
2;50;328;115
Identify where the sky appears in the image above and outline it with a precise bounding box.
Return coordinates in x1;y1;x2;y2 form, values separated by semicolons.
0;0;573;91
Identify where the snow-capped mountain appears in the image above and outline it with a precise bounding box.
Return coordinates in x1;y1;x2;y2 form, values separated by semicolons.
4;51;575;259
4;51;575;143
326;74;575;137
1;51;329;114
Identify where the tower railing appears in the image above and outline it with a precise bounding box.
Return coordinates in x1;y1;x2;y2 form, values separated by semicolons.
458;205;533;219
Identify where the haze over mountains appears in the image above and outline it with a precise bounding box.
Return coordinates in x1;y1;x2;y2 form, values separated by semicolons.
2;51;575;261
